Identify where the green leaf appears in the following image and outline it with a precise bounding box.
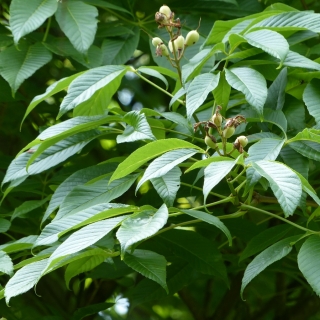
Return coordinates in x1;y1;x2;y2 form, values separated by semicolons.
71;302;114;320
161;112;193;134
303;79;320;125
44;216;126;272
298;235;320;296
9;0;58;44
58;65;128;118
83;0;132;15
252;160;302;217
0;219;11;233
186;73;220;119
244;30;289;64
280;146;308;179
54;173;138;221
241;235;301;299
0;235;38;254
239;224;293;261
110;139;204;182
0;251;14;276
213;70;231;114
124;249;168;292
42;162;118;225
12;196;50;221
21;72;83;128
117;111;156;143
55;0;98;54
283;51;320;71
101;27;140;65
252;11;320;33
159;230;227;282
5;258;48;304
138;67;169;89
136;149;198;193
264;67;287;110
186;156;233;173
182;209;232;246
169;86;186;108
116;204;168;254
36;204;135;247
203;158;238;203
225;67;267;118
65;254;107;289
151;167;181;207
0;42;52;95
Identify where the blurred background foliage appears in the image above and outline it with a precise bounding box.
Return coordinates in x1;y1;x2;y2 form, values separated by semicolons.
1;0;320;319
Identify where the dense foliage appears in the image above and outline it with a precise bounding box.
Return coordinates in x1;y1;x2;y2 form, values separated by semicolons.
1;0;320;319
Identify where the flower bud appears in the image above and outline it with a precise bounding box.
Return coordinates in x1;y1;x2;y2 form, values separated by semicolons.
222;126;235;138
152;37;163;47
159;5;172;19
211;113;222;128
185;30;199;46
205;135;217;149
237;135;248;147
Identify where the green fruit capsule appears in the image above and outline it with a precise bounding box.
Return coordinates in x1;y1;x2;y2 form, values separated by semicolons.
185;30;199;46
152;37;163;47
237;135;248;147
168;40;173;53
205;135;217;149
222;126;235;138
211;113;222;127
159;43;169;57
174;35;185;51
159;5;171;18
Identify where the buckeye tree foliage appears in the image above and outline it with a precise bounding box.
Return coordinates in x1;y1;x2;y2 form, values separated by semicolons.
1;0;320;319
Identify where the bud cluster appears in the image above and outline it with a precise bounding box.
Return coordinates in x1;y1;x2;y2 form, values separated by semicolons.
152;5;200;60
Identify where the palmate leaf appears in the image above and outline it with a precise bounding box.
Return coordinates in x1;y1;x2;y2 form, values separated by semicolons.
55;0;98;54
58;65;128;118
116;204;168;255
117;111;156;143
9;0;58;44
186;73;220;119
35;204;136;247
0;251;13;276
298;235;320;296
225;67;267;118
182;209;232;246
5;258;48;304
42;162;118;225
303;79;320;124
136;149;198;192
110;139;204;182
43;215;126;273
252;160;302;217
124;249;168;292
0;42;52;95
241;235;302;299
151;167;182;207
244;29;289;64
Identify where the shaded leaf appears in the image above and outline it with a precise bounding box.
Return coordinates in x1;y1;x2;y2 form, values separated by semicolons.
71;302;114;320
303;79;320;125
138;67;168;89
0;251;13;276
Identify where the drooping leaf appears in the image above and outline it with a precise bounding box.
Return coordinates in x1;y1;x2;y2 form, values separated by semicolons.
138;67;168;89
151;167;182;207
10;0;58;44
5;258;48;304
117;111;156;143
213;70;231;115
252;160;302;217
303;79;320;125
182;209;232;246
116;204;168;255
0;251;14;276
55;0;98;54
169;86;186;108
241;235;301;299
239;224;293;261
225;67;267;118
186;73;220;119
0;42;52;95
124;249;168;292
283;51;320;71
58;65;128;118
43;216;126;273
0;219;11;233
0;235;38;254
136;149;198;192
244;30;289;64
280;146;308;179
110;139;204;182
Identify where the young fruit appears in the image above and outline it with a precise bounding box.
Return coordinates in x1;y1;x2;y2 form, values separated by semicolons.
237;136;248;147
205;135;217;149
185;30;199;46
152;37;163;47
211;113;222;128
159;5;171;19
174;35;184;51
222;126;235;138
158;43;169;57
